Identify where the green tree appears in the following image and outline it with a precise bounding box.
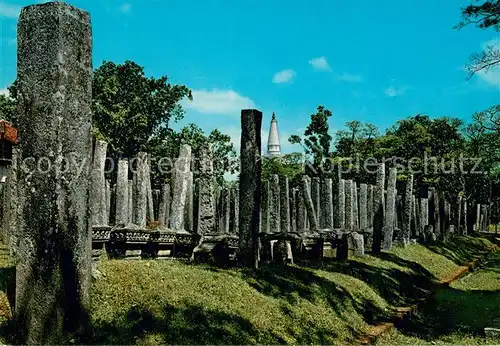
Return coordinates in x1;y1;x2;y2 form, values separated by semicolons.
0;94;16;125
455;0;500;78
289;105;332;171
261;153;305;186
149;123;237;188
92;60;192;158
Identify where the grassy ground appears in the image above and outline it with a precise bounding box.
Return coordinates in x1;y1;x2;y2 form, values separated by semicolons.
0;236;497;344
377;241;500;345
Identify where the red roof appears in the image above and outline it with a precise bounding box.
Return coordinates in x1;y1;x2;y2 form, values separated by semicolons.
0;120;18;144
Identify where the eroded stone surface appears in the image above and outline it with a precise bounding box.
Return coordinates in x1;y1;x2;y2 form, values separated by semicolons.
16;3;93;342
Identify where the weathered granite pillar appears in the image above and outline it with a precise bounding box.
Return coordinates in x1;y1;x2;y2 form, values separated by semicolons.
146;156;155;222
116;159;129;225
382;167;397;250
219;187;230;233
239;109;262;267
345;180;354;230
353;182;359;229
463;199;468;236
197;144;215;234
269;174;281;233
90;140;108;226
127;180;133;224
320;178;334;230
412;195;419;238
297;185;307;230
372;164;386;253
456;195;462;233
15;3;93;342
402;175;413;245
159;183;171;227
338;179;346;229
311;177;321;222
291;188;297;233
230;186;239;235
3;148;19;252
105;180;111;225
280;176;290;234
475;203;481;232
153;189;160;221
420;198;429;234
169;144;192;231
333;164;341;228
359;184;368;230
434;191;442;238
261;180;270;233
184;172;194;232
367;185;374;229
133;153;148;227
301;175;318;231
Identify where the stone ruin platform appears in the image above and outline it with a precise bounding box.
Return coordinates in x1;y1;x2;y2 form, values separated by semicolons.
92;225;201;260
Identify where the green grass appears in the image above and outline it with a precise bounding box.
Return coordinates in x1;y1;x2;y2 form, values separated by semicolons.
377;243;500;345
0;236;497;344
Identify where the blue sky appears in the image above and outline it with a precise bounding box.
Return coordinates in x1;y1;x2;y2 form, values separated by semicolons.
1;0;499;154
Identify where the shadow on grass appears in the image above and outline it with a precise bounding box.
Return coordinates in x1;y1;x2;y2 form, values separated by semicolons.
427;235;500;266
392;248;500;342
394;287;500;341
86;303;276;345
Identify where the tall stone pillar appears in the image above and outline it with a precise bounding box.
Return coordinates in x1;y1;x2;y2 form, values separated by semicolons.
90;140;108;226
382;167;397;250
311;177;321;222
115;159;129;225
367;184;374;229
238;109;262;267
169;145;192;231
291;188;297;233
133;153;148;227
159;183;171;227
230;186;239;235
269;174;280;233
146;156;155;222
372;163;386;253
105;180;111;225
345;180;354;230
300;176;318;231
353;182;359;229
16;3;93;343
280;176;291;234
320;178;334;230
197;144;215;234
359;184;368;230
402;175;413;245
338;179;346;229
184;172;194;232
127;180;133;224
297;185;307;230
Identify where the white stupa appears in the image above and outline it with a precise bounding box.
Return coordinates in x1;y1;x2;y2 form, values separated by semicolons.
267;112;282;157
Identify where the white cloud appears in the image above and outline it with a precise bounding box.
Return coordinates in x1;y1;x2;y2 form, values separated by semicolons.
272;69;296;84
0;1;20;18
338;72;363;83
0;88;9;97
182;89;256;116
475;39;500;87
309;56;331;71
120;3;132;13
384;86;408;97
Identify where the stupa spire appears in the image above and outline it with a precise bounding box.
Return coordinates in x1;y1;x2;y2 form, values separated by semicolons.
267;112;281;157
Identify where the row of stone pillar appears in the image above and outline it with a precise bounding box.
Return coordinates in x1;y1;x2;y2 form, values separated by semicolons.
88;141;242;235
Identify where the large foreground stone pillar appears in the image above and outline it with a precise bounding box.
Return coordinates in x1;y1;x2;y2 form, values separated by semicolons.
15;3;92;343
239;109;262;268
